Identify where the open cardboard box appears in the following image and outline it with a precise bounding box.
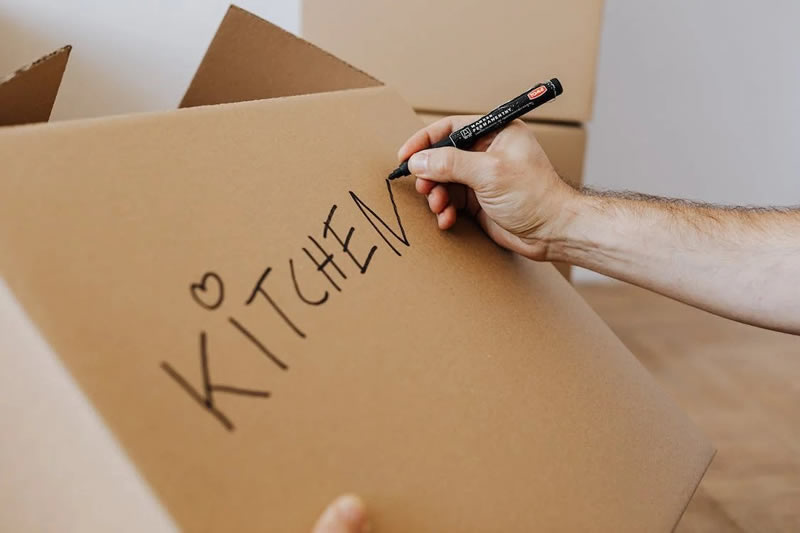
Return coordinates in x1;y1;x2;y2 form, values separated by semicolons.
0;6;712;532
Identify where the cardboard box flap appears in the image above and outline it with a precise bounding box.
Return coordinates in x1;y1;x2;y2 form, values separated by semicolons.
0;46;71;127
0;86;712;531
180;5;382;108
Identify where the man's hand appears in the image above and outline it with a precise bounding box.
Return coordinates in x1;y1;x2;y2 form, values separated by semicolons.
400;116;800;334
311;494;370;533
399;116;578;262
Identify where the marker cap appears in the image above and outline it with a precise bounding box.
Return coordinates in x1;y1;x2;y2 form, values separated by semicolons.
550;78;563;96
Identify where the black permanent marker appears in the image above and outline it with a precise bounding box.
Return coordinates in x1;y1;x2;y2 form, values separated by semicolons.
387;78;563;180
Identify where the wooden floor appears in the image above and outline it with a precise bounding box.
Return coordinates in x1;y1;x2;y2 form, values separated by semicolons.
577;283;800;533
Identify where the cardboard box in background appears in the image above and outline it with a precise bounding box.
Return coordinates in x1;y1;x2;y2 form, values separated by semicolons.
0;6;712;532
418;113;585;280
0;46;70;127
302;0;605;123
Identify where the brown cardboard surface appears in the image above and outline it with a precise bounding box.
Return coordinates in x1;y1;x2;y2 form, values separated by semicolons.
0;279;177;533
0;46;70;127
0;86;712;532
0;7;711;532
181;5;380;108
302;0;604;123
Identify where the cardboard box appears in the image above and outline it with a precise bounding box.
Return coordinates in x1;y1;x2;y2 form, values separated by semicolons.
0;46;70;127
0;6;711;532
418;112;585;280
302;0;605;123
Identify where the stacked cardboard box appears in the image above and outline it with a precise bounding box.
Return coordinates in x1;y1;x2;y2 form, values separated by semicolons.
302;0;605;278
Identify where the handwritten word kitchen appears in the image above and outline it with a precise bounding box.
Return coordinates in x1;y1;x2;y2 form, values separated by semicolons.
161;179;410;431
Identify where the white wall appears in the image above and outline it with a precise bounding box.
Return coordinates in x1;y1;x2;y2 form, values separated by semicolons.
575;0;800;282
585;0;800;206
0;0;300;119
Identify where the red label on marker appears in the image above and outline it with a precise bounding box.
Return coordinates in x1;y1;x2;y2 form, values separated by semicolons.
527;86;547;100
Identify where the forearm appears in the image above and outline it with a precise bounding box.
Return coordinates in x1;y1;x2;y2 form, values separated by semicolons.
549;191;800;334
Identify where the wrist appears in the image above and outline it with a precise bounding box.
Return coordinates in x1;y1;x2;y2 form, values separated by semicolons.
541;190;598;263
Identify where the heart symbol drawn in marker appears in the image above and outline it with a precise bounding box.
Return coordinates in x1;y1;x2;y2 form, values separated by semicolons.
190;272;225;311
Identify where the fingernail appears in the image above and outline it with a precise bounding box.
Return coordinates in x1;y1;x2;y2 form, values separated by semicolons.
408;152;429;176
335;495;364;521
334;494;370;532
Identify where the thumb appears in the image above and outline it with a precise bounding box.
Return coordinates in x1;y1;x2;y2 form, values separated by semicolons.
311;494;370;533
408;147;494;190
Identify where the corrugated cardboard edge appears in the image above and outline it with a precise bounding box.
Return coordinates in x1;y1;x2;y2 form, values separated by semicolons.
0;280;178;533
180;5;382;108
672;449;716;532
0;45;71;127
584;0;608;122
